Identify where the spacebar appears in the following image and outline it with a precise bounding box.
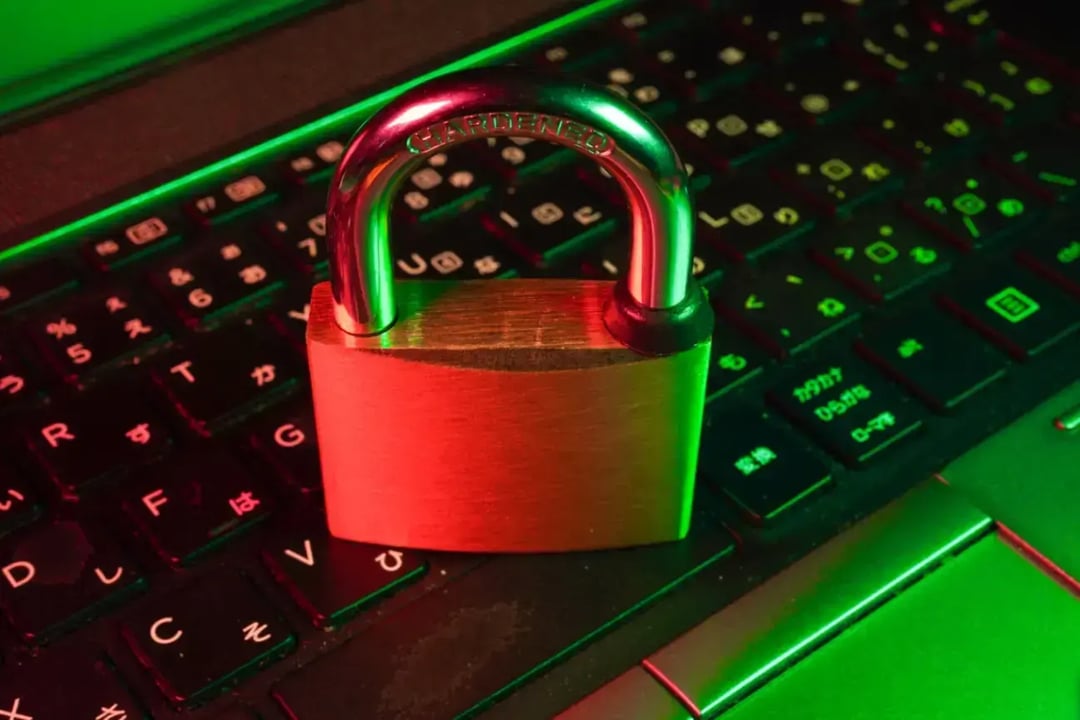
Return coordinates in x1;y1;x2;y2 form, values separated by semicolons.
272;523;735;719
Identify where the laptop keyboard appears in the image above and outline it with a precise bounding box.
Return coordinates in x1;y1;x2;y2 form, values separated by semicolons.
0;1;1077;718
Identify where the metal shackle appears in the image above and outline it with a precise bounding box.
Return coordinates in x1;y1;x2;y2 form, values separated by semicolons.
325;66;708;352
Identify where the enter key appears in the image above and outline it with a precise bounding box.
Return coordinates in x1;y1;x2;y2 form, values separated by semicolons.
938;379;1080;585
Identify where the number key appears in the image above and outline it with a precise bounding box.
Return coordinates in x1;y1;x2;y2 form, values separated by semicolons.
184;173;277;226
83;213;183;270
261;198;328;275
768;356;924;465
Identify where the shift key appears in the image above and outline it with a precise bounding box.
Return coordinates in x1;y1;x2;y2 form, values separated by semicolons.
273;524;735;719
768;356;924;466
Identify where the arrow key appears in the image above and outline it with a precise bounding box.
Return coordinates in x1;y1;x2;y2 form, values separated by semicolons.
263;527;426;628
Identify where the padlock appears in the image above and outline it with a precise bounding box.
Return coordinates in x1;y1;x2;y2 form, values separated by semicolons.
307;66;714;553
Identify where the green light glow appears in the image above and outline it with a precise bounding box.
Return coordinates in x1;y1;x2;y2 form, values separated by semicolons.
700;515;988;716
0;0;626;267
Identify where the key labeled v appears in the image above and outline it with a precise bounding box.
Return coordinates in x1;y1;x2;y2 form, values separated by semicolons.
284;539;315;567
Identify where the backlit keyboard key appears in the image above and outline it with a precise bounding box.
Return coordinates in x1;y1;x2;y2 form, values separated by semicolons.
0;257;77;315
394;147;498;222
694;176;814;261
674;92;793;170
149;321;299;435
771;134;902;215
26;287;168;381
1015;217;1080;296
713;254;861;356
0;338;38;413
768;356;924;465
756;52;875;125
249;397;321;493
810;211;955;301
706;327;770;398
857;306;1007;412
25;380;173;496
699;407;832;524
643;26;760;98
121;570;294;704
938;262;1079;358
83;213;183;270
149;233;285;326
260;198;328;275
944;52;1060;125
123;448;272;565
263;529;425;628
729;4;843;58
0;520;143;641
486;167;618;267
0;645;145;720
282;139;345;186
397;211;524;280
0;464;41;536
858;95;984;170
840;9;966;83
184;173;278;226
902;165;1040;248
985;128;1080;202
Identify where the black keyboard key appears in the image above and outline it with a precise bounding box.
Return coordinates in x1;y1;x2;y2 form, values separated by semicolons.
768;356;924;465
607;2;680;42
0;465;40;535
122;448;272;565
25;381;173;496
395;148;497;221
985;128;1080;202
694;176;814;261
771;133;902;215
920;0;996;39
397;211;524;280
533;27;614;70
706;326;770;398
674;92;793;170
642;26;760;98
26;287;168;380
249;397;321;492
857;307;1007;411
282;139;345;185
0;520;143;641
1016;218;1080;297
944;52;1060;125
840;9;965;83
149;321;299;435
260;198;328;275
273;523;735;720
756;51;874;125
121;570;294;704
938;262;1079;359
0;645;145;720
699;408;832;523
263;530;425;628
84;213;184;271
729;4;842;57
859;95;984;170
149;233;284;326
581;233;717;285
582;61;674;113
184;173;277;227
810;211;955;301
902;164;1039;248
266;288;313;346
713;254;861;356
486;167;618;267
0;258;77;315
0;339;37;413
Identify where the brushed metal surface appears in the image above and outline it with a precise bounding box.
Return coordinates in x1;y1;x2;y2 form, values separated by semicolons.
306;280;712;553
645;478;991;716
937;379;1080;582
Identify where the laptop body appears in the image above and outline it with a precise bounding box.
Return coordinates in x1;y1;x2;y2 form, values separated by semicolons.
0;1;1077;718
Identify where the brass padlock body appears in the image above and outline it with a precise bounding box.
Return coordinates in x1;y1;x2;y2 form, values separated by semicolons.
308;279;711;552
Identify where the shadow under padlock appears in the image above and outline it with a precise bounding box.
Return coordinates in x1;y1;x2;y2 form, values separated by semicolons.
306;66;714;554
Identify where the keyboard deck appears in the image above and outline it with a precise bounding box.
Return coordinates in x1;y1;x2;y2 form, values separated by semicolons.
0;1;1078;718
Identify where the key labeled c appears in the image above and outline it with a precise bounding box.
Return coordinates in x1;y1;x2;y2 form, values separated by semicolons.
149;616;183;645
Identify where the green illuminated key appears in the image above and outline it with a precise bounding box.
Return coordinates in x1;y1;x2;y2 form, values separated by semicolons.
699;407;832;524
903;167;1039;248
767;356;923;466
859;94;983;170
811;211;954;301
693;176;814;262
987;129;1080;202
1015;217;1080;297
944;52;1059;125
939;262;1080;359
